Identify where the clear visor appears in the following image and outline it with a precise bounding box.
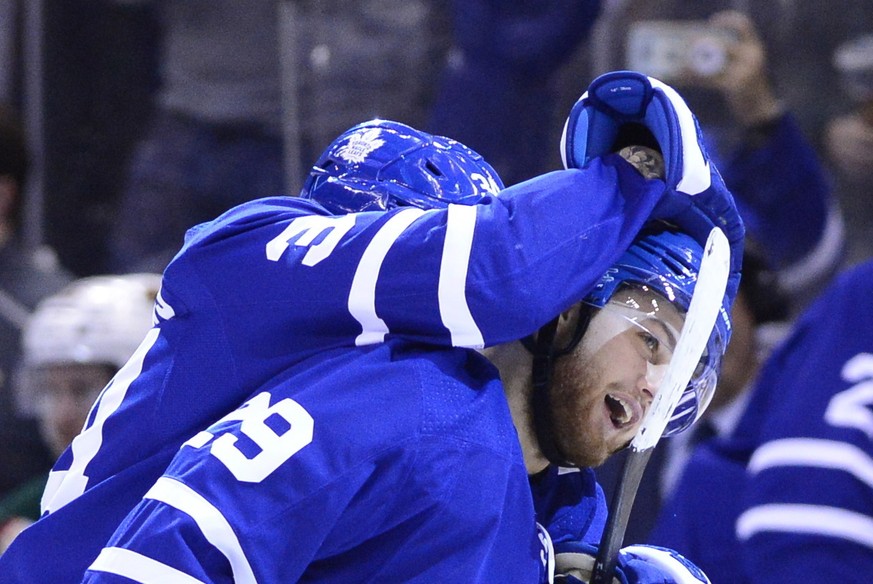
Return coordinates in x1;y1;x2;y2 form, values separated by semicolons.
583;298;682;397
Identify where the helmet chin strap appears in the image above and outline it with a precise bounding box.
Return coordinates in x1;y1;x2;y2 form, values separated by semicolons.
524;305;594;468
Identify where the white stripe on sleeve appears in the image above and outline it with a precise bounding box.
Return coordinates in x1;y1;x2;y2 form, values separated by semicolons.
89;547;206;584
350;208;425;346
736;504;873;550
439;204;483;348
144;477;257;584
748;438;873;488
42;328;160;514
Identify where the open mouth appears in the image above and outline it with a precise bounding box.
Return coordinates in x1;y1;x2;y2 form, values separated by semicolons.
605;393;641;429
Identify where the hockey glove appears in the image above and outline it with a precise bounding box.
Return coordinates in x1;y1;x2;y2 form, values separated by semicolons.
560;70;744;307
554;541;711;584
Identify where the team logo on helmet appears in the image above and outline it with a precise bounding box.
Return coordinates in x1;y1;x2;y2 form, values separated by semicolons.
335;128;386;163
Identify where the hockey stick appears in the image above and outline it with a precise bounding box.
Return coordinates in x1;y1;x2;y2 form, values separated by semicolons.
590;226;731;584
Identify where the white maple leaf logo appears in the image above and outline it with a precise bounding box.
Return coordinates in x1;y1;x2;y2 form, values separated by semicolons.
335;128;386;163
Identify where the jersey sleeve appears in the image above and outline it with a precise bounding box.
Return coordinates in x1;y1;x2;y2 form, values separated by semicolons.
648;443;749;582
723;113;843;290
735;263;873;582
167;156;665;358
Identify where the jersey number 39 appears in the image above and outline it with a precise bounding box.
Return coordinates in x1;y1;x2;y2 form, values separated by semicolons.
184;392;314;483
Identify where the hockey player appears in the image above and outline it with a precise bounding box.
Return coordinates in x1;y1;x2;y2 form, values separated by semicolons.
649;262;873;583
0;274;160;552
0;72;741;582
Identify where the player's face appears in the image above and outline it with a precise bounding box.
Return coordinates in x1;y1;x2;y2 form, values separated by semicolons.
32;363;115;457
549;288;685;467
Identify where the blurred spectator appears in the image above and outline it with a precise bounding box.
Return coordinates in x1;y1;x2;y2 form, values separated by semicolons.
705;11;844;310
106;0;284;273
428;0;602;186
107;0;452;273
0;273;160;554
592;0;873;149
825;33;873;265
592;3;872;285
0;104;73;500
291;0;451;166
649;258;873;583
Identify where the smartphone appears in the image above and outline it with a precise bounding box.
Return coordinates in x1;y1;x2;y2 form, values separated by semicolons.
626;20;735;82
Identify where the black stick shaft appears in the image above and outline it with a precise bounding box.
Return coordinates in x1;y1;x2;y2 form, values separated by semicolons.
590;447;654;584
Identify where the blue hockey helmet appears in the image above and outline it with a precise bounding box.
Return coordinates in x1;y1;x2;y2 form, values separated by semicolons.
583;223;732;436
299;119;504;214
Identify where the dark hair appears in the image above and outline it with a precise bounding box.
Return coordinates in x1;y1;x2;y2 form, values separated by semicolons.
740;240;789;324
0;104;29;230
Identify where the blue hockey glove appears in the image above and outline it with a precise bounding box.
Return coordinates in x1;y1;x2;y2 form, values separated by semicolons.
561;70;744;307
553;541;711;584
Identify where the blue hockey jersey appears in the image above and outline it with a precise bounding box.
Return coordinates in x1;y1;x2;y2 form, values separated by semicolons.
650;260;873;583
0;157;663;582
83;342;548;582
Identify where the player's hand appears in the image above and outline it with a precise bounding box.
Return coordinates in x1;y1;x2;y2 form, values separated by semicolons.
560;70;744;307
553;541;711;584
617;146;665;180
688;11;784;128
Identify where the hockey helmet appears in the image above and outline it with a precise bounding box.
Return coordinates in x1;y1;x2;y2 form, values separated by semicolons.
299;119;504;213
582;223;731;435
22;273;160;370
